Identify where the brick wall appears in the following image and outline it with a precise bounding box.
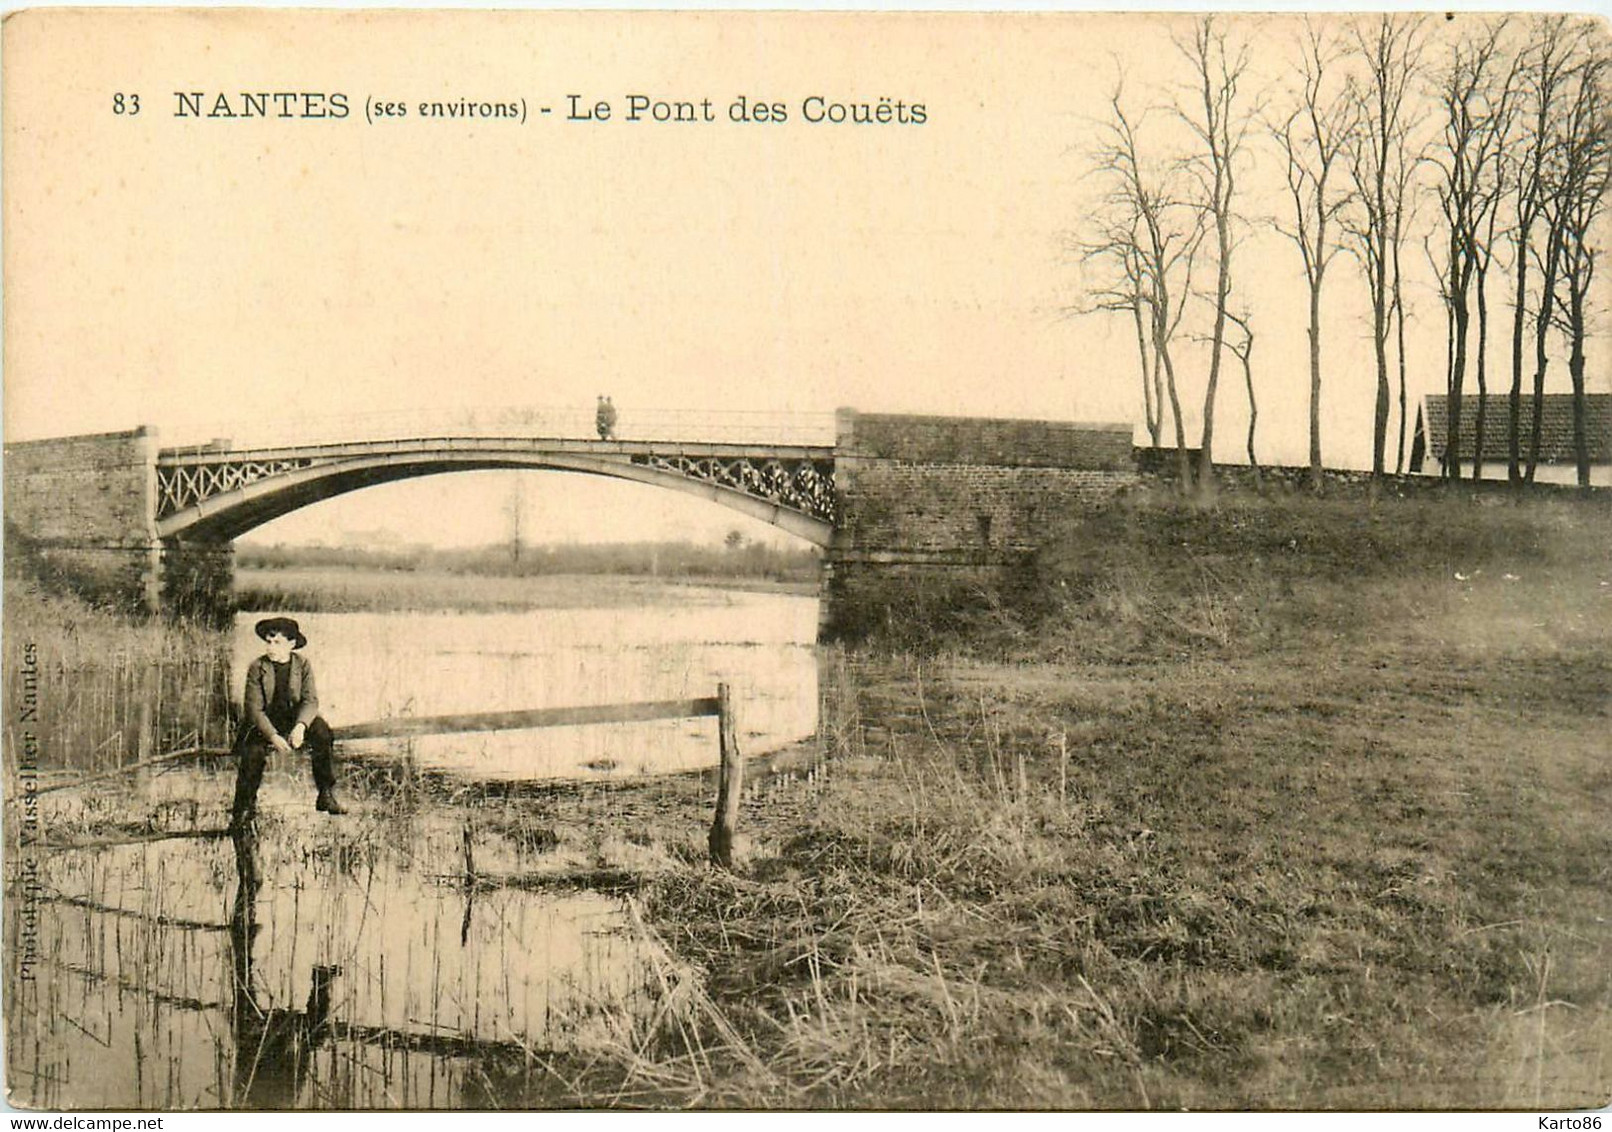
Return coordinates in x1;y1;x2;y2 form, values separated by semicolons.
3;428;162;612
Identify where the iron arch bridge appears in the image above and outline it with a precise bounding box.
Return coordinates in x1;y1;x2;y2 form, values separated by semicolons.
155;437;839;546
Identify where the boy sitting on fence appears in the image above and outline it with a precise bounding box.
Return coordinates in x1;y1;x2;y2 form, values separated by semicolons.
229;617;346;827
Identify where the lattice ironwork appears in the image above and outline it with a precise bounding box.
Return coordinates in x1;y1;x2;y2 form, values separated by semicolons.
157;446;838;527
157;458;314;518
633;454;838;523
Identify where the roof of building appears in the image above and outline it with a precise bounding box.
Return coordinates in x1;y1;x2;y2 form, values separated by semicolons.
1419;393;1612;464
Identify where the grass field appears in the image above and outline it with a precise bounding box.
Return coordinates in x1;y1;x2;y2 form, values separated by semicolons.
570;491;1611;1109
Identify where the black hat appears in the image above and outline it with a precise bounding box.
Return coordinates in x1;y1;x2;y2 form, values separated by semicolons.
254;617;307;649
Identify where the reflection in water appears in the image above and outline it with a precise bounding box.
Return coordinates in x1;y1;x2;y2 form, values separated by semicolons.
229;827;338;1109
6;805;668;1110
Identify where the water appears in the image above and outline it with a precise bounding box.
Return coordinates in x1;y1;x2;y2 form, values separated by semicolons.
230;585;820;780
10;817;666;1109
7;585;820;1109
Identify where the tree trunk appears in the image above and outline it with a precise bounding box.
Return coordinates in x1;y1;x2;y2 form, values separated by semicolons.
1133;304;1160;447
1569;284;1590;488
1242;351;1260;492
1160;338;1192;493
1153;342;1166;454
1308;274;1324;491
1529;228;1565;482
1445;227;1471;482
1198;209;1231;499
1508;224;1531;484
1449;296;1471;480
1450;277;1463;477
1372;248;1390;478
1392;219;1409;475
1471;263;1490;481
1369;133;1392;481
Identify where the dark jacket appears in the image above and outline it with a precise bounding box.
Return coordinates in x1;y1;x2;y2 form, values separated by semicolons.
243;653;320;741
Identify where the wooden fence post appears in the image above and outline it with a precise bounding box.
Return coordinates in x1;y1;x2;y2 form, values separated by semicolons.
709;682;742;870
136;699;154;764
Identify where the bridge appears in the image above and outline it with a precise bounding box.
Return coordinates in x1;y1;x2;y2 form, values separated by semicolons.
4;409;1138;635
155;436;839;546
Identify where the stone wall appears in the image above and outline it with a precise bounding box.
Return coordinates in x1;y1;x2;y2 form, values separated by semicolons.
845;412;1135;469
1136;449;1612;502
827;410;1137;637
3;428;162;612
840;463;1131;559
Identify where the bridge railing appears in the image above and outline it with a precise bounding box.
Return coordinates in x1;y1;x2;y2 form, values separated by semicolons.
159;405;839;452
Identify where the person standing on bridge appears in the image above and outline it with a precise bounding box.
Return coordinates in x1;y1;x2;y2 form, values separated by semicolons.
596;395;618;441
229;617;346;829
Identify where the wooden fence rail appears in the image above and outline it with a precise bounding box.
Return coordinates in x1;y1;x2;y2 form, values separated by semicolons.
22;685;749;870
333;697;720;740
340;685;745;867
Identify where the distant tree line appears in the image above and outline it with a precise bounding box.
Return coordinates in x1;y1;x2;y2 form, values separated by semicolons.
1081;14;1610;494
239;535;821;583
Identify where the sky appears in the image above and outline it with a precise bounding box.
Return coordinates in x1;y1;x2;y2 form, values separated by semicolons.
4;10;1608;547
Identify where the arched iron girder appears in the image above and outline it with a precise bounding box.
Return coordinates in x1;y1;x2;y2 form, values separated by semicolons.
155;449;837;547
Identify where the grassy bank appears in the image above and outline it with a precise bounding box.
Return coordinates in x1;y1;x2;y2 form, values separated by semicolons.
239;537;821;592
594;492;1611;1109
236;565;818;613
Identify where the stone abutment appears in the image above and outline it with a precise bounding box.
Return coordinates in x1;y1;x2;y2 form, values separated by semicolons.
3;427;237;624
824;409;1138;638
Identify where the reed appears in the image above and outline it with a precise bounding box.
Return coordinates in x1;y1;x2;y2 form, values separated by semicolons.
3;577;232;781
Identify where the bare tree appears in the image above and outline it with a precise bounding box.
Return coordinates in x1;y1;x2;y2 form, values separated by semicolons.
1224;307;1261;490
1389;163;1420;473
1272;18;1356;489
1124;238;1165;451
1345;14;1428;480
1506;17;1581;482
1429;22;1511;480
1547;48;1611;488
1468;33;1525;481
1086;83;1204;488
1176;15;1259;497
1081;215;1164;447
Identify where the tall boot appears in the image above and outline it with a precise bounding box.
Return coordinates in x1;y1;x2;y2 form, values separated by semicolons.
307;718;346;815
